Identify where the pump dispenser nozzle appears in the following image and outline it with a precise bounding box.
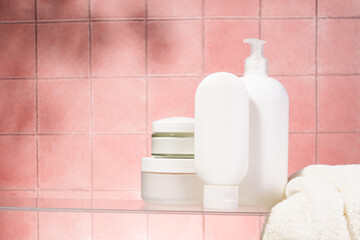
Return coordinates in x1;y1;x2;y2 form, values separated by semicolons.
244;38;268;75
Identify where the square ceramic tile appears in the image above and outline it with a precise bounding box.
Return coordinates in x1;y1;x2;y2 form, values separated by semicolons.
276;76;316;132
93;135;146;190
0;136;36;189
91;21;145;77
0;80;36;132
204;20;259;74
147;20;202;74
39;135;91;190
91;0;145;19
92;78;146;133
37;23;89;77
318;19;360;74
0;211;37;240
318;133;360;165
0;24;35;77
37;0;88;20
148;0;202;18
149;214;203;240
261;0;315;17
0;0;35;21
38;190;91;208
205;215;259;240
204;0;259;16
318;76;360;131
148;77;200;130
318;0;360;17
261;19;316;75
38;79;90;133
288;133;316;176
94;213;147;240
39;212;91;240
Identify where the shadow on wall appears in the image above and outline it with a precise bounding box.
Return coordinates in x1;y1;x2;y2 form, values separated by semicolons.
0;80;36;133
146;21;172;64
0;24;35;78
0;0;175;134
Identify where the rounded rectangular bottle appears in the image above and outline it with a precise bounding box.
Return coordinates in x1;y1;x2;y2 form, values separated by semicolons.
195;72;249;210
238;39;289;206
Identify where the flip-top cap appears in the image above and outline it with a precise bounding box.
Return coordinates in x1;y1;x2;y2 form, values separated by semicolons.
204;185;239;209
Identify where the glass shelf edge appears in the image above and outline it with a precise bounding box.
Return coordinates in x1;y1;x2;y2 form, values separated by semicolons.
0;198;271;216
0;207;269;216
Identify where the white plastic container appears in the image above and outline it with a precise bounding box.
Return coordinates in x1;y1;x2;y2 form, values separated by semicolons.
195;72;249;209
141;157;203;205
141;117;203;205
238;39;289;206
151;117;194;157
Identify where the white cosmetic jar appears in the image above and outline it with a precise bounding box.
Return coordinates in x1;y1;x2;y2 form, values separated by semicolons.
141;157;203;205
151;117;195;157
141;117;203;205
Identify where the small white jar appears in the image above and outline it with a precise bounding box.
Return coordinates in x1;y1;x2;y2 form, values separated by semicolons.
141;157;203;205
141;117;203;205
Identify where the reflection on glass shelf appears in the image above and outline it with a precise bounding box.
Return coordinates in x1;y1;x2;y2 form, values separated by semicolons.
0;197;271;215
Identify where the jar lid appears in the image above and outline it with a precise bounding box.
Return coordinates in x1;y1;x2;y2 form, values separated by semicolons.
141;157;196;173
152;117;194;133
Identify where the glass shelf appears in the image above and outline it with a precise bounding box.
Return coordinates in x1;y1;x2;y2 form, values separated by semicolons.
0;197;270;216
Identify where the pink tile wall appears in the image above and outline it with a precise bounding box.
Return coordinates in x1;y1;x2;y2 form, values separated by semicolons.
0;0;359;239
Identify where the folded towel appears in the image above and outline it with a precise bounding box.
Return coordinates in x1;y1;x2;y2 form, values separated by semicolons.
263;164;360;240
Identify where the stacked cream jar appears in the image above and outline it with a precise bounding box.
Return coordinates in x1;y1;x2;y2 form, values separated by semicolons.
141;117;203;205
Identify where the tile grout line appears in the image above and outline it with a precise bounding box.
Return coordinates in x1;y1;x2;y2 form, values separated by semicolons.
1;15;359;25
145;0;149;239
0;130;358;136
0;132;147;135
259;1;262;236
202;0;205;77
202;1;205;239
145;0;149;138
34;0;40;239
315;0;319;165
88;0;93;205
1;73;360;81
87;1;95;240
1;130;359;136
34;0;39;198
259;0;262;39
203;214;205;240
0;188;141;191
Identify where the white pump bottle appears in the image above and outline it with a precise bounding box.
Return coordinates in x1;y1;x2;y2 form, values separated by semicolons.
195;72;249;209
238;39;289;206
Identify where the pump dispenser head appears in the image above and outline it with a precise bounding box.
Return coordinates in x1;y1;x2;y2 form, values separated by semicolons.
244;38;268;75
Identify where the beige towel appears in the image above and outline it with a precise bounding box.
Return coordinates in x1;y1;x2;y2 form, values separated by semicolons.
263;164;360;240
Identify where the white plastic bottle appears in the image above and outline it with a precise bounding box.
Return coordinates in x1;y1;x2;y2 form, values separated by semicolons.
195;72;249;209
238;38;289;206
